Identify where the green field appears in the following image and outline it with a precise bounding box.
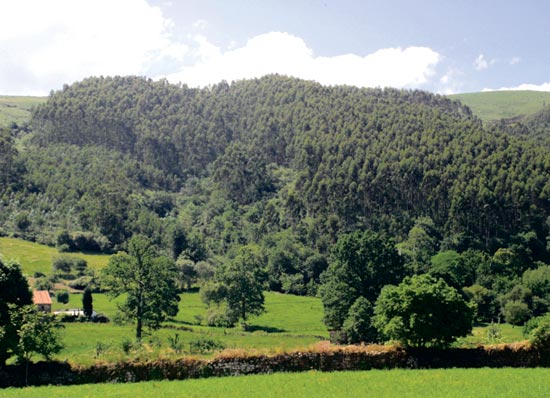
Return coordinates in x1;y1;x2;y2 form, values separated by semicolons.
449;90;550;123
0;237;110;277
49;290;327;365
2;368;549;398
0;95;45;127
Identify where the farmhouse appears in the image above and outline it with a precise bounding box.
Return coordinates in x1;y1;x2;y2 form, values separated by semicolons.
33;290;52;313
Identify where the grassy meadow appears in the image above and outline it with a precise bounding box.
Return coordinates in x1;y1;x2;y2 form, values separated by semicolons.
0;237;110;277
450;90;550;122
0;95;45;127
2;368;550;398
49;290;327;365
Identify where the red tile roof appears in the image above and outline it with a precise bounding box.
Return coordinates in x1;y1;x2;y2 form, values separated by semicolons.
33;290;52;305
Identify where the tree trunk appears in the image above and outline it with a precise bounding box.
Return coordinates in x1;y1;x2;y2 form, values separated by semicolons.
136;290;143;341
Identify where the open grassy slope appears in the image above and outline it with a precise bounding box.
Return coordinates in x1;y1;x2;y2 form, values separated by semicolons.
3;368;550;398
0;95;45;127
449;90;550;123
0;237;110;276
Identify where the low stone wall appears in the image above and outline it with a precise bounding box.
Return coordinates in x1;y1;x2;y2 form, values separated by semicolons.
0;343;547;388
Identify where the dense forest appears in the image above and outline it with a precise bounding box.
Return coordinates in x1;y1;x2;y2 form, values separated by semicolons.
2;75;550;326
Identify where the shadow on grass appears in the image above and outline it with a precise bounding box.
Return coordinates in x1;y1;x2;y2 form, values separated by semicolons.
245;325;286;333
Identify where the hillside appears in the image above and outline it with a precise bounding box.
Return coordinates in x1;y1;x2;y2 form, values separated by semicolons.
449;90;550;123
0;95;46;127
2;75;550;299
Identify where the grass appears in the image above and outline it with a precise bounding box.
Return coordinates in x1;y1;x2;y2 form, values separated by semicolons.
456;322;526;347
2;368;550;398
0;95;45;127
449;90;550;123
48;291;327;365
0;237;110;277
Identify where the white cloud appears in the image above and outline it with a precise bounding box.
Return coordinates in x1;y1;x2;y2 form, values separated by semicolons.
167;32;441;89
0;0;185;95
0;3;441;95
437;68;464;95
510;57;521;65
483;82;550;92
474;54;489;70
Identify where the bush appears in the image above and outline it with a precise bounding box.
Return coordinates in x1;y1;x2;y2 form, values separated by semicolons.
342;296;378;344
503;300;531;326
92;312;110;323
55;289;69;304
58;313;81;323
120;337;134;354
52;255;88;277
207;309;235;328
523;313;550;337
530;322;550;351
188;337;225;354
168;333;184;354
34;278;52;291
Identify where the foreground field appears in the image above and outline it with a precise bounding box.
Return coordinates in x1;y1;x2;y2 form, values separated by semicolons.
2;368;549;398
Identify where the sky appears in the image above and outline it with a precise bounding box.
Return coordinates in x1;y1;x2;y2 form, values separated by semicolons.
1;0;549;96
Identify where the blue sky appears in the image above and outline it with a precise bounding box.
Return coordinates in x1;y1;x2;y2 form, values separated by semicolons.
1;0;549;95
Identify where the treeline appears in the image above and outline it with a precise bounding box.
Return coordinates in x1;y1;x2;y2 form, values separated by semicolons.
2;75;550;307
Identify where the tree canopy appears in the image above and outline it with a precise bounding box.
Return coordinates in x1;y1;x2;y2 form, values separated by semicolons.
374;274;474;347
101;235;180;340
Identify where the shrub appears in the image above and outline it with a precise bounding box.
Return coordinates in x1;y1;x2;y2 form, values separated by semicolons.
34;277;52;291
503;300;531;326
189;337;225;354
121;337;134;354
168;333;184;354
52;255;73;273
342;296;378;344
530;322;550;351
523;313;550;337
486;321;503;342
92;312;110;323
55;289;69;304
207;309;235;328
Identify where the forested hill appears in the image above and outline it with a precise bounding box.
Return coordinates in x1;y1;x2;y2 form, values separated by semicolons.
3;75;550;277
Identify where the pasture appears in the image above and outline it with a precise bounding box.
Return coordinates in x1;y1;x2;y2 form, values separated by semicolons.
0;95;45;127
450;90;550;122
2;368;550;398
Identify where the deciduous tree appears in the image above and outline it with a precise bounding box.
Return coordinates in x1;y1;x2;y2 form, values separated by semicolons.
374;274;474;347
101;235;180;340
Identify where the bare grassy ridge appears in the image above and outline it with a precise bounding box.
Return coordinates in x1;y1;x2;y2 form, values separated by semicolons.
2;368;550;398
0;95;45;127
449;90;550;123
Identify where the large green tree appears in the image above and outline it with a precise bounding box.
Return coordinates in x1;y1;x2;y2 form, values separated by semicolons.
216;244;267;325
101;235;180;340
374;274;474;347
0;257;32;365
9;304;63;384
319;230;405;330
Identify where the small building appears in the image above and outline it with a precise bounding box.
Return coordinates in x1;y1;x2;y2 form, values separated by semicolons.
33;290;52;313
